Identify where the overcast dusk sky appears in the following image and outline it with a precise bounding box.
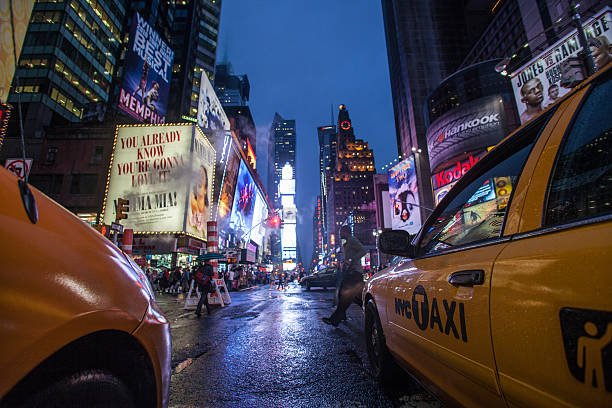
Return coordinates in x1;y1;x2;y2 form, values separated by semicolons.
218;1;398;264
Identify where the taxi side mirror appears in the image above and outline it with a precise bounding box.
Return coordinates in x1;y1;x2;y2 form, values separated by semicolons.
379;230;416;258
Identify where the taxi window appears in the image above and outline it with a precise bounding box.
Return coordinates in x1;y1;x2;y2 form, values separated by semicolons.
545;70;612;226
420;141;535;255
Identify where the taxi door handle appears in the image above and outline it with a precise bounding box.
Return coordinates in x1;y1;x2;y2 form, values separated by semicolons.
449;270;484;286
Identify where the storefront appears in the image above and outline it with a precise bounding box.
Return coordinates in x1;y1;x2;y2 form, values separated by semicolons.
130;233;206;270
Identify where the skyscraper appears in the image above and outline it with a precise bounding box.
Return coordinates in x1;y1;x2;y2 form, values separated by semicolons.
381;0;486;215
328;105;375;247
268;112;296;208
214;63;256;161
317;124;336;256
214;63;249;106
312;195;324;268
167;0;221;121
4;0;127;142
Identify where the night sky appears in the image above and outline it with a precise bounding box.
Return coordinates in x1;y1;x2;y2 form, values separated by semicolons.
217;0;398;265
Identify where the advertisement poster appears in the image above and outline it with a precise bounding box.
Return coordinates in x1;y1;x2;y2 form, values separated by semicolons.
250;190;268;247
102;124;215;240
197;72;230;130
216;137;241;247
185;127;216;238
118;12;174;124
511;8;611;124
229;160;256;242
388;157;422;234
426;95;506;172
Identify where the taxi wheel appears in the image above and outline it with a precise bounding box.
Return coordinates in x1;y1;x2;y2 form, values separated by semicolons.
18;369;135;408
365;300;396;381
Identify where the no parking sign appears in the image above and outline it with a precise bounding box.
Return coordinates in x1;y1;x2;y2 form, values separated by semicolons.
5;158;32;180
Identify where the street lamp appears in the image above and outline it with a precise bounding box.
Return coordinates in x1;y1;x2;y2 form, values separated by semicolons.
373;229;383;269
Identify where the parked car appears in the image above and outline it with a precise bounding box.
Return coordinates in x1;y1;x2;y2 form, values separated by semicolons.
300;268;337;290
363;65;612;407
0;167;171;407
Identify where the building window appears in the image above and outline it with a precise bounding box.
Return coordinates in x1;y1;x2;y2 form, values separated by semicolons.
70;174;98;195
45;146;58;165
91;145;104;164
29;174;63;195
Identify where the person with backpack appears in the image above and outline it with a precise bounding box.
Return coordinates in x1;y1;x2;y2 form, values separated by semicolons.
195;261;214;317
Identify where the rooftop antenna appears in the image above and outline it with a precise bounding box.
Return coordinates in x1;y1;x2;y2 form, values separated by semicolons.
330;103;334;126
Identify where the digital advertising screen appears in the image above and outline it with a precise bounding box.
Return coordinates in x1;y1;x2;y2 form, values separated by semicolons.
197;72;230;131
426;95;506;173
118;12;174;124
250;190;268;247
511;8;611;124
216;138;240;216
102;124;215;240
229;160;256;242
388;156;422;234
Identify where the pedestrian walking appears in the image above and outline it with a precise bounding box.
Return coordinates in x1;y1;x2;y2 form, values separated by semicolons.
322;225;366;327
170;267;182;295
195;261;214;317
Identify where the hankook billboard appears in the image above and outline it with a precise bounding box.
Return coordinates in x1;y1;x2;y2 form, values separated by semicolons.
426;95;507;173
511;8;611;124
102;124;215;240
118;12;174;124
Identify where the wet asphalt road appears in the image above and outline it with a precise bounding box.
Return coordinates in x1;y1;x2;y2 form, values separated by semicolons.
156;282;443;408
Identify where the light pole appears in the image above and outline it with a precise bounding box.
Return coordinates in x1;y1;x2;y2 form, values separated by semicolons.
372;229;383;269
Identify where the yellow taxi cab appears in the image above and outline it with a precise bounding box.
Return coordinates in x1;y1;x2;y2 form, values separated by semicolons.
364;63;612;407
0;167;171;407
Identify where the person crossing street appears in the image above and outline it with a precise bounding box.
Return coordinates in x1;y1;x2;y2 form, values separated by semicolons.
322;225;366;327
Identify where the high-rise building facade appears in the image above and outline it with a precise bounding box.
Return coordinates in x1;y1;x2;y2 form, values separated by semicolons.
312;195;324;268
328;105;375;247
317;124;336;255
214;63;249;106
167;0;221;121
214;63;256;160
381;0;488;215
460;0;608;72
268;112;296;208
4;0;127;141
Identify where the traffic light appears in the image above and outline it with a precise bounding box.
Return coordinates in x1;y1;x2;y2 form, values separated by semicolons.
116;198;129;223
94;224;111;238
266;214;282;228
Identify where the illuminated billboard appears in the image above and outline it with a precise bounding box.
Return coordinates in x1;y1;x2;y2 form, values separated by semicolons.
431;150;489;206
118;12;174;124
426;95;506;173
388;156;421;234
102;124;215;240
281;223;297;248
250;190;268;247
197;72;230;130
229;160;256;242
511;8;611;124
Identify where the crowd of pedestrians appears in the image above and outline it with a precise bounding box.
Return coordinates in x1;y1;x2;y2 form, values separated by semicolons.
144;263;275;295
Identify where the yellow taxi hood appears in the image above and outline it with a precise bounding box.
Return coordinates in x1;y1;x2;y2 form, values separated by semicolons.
0;167;150;392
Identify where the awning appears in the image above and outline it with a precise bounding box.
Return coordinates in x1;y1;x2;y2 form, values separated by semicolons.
195;253;225;261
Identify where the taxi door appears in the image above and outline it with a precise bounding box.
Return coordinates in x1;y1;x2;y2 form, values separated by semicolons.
491;70;612;407
385;111;558;407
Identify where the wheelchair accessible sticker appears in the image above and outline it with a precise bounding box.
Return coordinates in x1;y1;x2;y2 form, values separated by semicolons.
560;307;612;392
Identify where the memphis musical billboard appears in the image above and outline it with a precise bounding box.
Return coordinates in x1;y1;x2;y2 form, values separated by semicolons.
118;12;174;124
